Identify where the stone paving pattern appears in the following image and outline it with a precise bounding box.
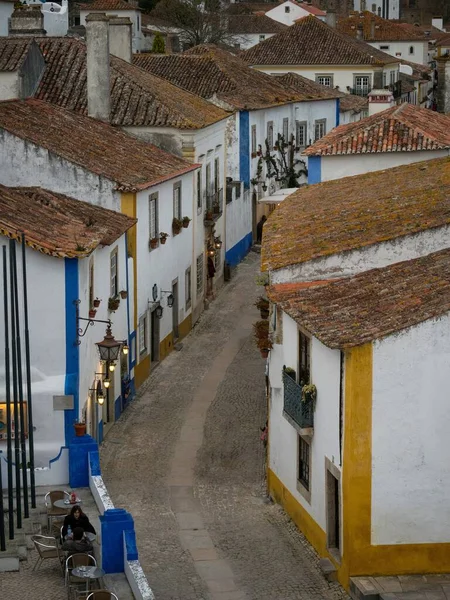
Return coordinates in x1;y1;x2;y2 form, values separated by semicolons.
101;253;349;600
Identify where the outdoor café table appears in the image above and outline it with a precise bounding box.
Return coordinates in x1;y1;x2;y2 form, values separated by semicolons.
53;498;82;509
85;532;96;542
71;566;105;593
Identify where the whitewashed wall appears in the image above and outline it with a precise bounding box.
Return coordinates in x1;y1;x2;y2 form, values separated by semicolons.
226;187;252;253
80;8;143;52
237;32;277;50
369;41;428;66
353;0;400;19
271;223;450;284
372;315;450;544
0;72;18;101
0;2;13;36
266;2;325;26
319;149;449;182
268;312;342;533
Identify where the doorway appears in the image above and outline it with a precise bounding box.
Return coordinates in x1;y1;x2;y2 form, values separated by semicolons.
326;467;340;557
172;279;179;341
150;308;160;364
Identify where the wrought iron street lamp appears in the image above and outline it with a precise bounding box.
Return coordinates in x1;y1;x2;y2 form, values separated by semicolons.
96;325;122;363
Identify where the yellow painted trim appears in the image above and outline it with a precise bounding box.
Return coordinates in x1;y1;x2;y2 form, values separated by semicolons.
159;331;174;361
134;353;150;390
178;313;192;340
120;192;137;330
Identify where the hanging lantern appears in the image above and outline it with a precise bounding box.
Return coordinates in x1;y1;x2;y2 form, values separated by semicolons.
96;326;121;362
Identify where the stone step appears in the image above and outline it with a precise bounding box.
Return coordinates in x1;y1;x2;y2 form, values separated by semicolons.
319;558;337;582
351;575;450;600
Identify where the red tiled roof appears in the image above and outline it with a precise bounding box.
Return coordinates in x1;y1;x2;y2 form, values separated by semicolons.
0;185;136;258
240;15;400;66
33;37;227;129
226;14;287;34
0;38;35;72
291;2;326;17
337;93;368;112
276;72;341;100
337;12;426;41
134;46;326;109
78;0;138;10
437;33;450;47
261;156;450;272
304;104;450;156
0;99;199;191
268;248;450;348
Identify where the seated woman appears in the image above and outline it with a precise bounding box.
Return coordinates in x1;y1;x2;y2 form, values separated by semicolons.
62;505;96;539
62;527;94;557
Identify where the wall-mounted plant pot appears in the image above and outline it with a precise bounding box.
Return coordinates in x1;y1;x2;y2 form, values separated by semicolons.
119;290;128;299
108;297;120;312
149;238;158;250
260;348;269;359
260;309;269;319
74;423;86;437
93;298;101;308
89;309;97;319
160;237;167;244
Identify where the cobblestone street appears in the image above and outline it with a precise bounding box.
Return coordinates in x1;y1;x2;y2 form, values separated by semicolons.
101;252;349;600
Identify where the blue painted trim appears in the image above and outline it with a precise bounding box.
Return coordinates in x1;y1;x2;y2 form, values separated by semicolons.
225;232;252;267
49;446;68;465
114;396;122;421
129;331;137;370
335;98;340;127
124;232;131;375
64;258;79;446
308;156;322;185
124;529;138;561
89;450;101;476
239;110;250;189
98;420;104;444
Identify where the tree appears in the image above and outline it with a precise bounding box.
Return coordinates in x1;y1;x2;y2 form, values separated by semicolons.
152;31;166;53
152;0;242;48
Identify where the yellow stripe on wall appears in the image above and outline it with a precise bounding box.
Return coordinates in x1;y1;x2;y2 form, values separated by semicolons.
120;192;137;331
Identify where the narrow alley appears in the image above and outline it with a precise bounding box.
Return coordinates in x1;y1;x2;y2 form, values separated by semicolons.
100;253;349;600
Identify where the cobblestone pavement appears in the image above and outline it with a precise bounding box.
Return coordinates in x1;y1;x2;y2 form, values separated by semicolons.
101;252;349;600
2;548;65;599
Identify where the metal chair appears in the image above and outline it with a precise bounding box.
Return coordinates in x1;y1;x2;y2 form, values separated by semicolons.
31;534;64;574
65;552;97;587
45;490;70;531
87;592;118;600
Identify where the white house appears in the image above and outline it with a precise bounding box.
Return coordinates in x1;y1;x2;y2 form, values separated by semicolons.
240;16;401;99
224;14;288;50
303;103;450;183
0;184;134;483
0;98;199;412
19;0;69;36
265;0;326;27
353;0;399;20
0;0;14;36
261;156;450;590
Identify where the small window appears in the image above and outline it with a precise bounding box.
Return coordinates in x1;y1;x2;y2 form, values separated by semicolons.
379;45;390;50
196;253;204;293
173;182;182;220
214;157;220;193
267;121;274;148
259;34;266;42
409;45;414;55
149;192;159;245
251;124;257;155
137;14;140;31
282;117;289;142
371;2;376;11
296;120;307;148
206;162;212;195
139;314;148;355
110;247;118;298
298;435;311;491
389;70;396;84
285;5;290;12
185;267;192;310
383;71;387;87
298;330;310;384
314;119;326;142
316;74;333;87
89;257;94;309
197;170;202;211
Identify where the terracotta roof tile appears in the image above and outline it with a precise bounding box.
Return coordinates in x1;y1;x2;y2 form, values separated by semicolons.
226;14;287;34
337;93;368;112
337;11;426;41
224;3;276;15
240;15;400;66
0;185;136;258
261;156;450;272
304;104;450;156
0;99;199;191
134;46;323;109
291;2;326;17
268;248;450;348
32;37;227;129
0;38;35;72
277;72;341;100
437;33;450;47
78;0;138;10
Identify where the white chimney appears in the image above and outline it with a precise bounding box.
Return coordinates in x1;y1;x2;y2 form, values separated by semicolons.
356;23;364;40
325;11;336;28
109;16;132;62
368;89;395;116
432;17;444;31
85;13;110;122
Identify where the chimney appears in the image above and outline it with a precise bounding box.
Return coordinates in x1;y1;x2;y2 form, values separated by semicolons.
9;6;46;35
370;18;375;39
431;16;444;31
356;23;364;40
436;56;450;114
109;16;132;62
325;11;336;28
368;89;395;116
85;13;110;122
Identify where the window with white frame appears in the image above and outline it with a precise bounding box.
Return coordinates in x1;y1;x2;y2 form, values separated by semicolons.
196;253;204;292
173;182;182;220
185;267;192;309
259;34;266;42
383;71;387;87
139;314;148;355
390;70;396;84
409;45;414;55
297;435;311;492
197;170;202;211
316;74;333;87
267;121;274;148
214;157;220;193
296;121;307;148
354;75;371;95
282;117;289;142
314;119;326;141
110;247;118;298
251;124;257;154
149;192;159;243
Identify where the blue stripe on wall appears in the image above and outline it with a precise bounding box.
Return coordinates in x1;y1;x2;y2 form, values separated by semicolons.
308;156;322;185
64;258;79;446
336;98;340;127
239;110;250;189
226;232;252;267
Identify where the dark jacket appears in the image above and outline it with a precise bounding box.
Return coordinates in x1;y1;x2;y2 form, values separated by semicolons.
62;514;96;538
62;537;94;557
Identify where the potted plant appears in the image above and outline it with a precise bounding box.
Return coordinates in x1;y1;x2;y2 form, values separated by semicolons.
182;216;191;228
119;290;128;299
108;296;120;312
255;296;269;319
256;337;273;358
253;319;269;340
284;366;296;381
172;218;182;234
74;421;86;437
160;232;169;244
302;383;317;406
251;151;257;159
205;210;213;221
93;298;101;308
89;308;97;319
149;237;159;249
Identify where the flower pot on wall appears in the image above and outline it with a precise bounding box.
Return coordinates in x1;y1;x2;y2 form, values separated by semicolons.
74;423;86;437
119;290;128;299
93;298;101;308
260;348;269;359
89;309;97;319
182;217;191;228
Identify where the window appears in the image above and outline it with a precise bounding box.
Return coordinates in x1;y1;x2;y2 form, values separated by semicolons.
379;45;390;50
298;330;310;384
139;314;147;355
137;14;140;31
149;192;159;243
259;34;266;42
285;5;290;12
267;121;274;148
316;74;333;87
371;2;376;10
295;121;307;148
251;124;257;154
314;119;326;141
214;157;220;193
354;75;371;95
110;248;118;298
185;267;192;309
197;169;202;211
206;162;211;195
390;70;396;85
409;45;414;55
298;436;310;491
282;117;289;142
89;258;94;309
196;253;204;292
173;182;182;220
383;71;387;87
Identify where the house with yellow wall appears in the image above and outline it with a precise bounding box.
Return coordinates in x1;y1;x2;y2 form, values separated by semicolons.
261;156;450;591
